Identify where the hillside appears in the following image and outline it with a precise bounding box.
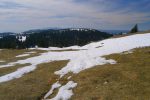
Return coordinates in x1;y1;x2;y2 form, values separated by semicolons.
0;28;112;49
0;32;150;100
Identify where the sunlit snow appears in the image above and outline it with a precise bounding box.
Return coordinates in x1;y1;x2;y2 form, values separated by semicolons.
0;33;150;83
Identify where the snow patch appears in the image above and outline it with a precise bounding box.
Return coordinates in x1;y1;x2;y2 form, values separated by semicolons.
0;65;36;83
0;60;5;63
121;50;133;54
0;33;150;83
16;54;30;57
44;81;61;99
55;57;116;77
67;76;72;80
29;46;82;51
48;81;77;100
25;51;36;54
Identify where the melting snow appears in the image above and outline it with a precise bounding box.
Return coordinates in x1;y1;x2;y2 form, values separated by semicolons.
0;60;5;63
67;76;72;80
48;81;77;100
16;54;30;57
44;81;61;99
0;33;150;83
29;46;82;51
25;51;36;54
121;50;134;54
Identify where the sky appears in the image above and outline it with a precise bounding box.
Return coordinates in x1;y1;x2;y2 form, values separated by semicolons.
0;0;150;32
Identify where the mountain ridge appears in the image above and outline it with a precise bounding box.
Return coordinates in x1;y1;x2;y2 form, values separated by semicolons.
0;28;113;49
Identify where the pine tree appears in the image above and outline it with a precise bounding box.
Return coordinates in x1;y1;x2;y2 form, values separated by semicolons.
130;24;138;33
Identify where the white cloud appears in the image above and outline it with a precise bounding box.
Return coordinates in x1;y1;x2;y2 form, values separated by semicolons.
0;0;149;32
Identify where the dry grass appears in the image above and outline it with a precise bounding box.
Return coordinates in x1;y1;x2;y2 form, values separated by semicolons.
0;60;68;100
0;49;47;77
71;47;150;100
0;49;46;65
0;49;26;60
0;63;30;76
0;46;150;100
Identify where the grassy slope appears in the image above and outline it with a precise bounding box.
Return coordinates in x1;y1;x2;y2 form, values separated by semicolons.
0;61;68;100
0;33;149;100
0;47;149;100
71;47;150;100
0;49;46;77
0;63;30;76
0;49;46;64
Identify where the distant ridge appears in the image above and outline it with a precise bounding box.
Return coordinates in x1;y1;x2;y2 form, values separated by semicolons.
0;28;113;49
100;30;129;34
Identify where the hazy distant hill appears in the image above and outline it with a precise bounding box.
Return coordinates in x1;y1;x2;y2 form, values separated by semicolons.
100;30;129;34
0;32;15;37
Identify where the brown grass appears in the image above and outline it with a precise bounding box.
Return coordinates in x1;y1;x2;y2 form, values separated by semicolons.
0;60;68;100
71;47;150;100
0;49;46;65
0;46;150;100
0;49;47;77
0;63;30;76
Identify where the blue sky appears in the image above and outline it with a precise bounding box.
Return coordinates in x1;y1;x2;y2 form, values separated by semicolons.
0;0;150;32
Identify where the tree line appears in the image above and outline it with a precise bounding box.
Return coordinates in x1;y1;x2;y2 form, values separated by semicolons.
0;29;113;49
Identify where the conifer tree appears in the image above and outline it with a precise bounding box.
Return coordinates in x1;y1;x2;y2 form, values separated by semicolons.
130;24;138;33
